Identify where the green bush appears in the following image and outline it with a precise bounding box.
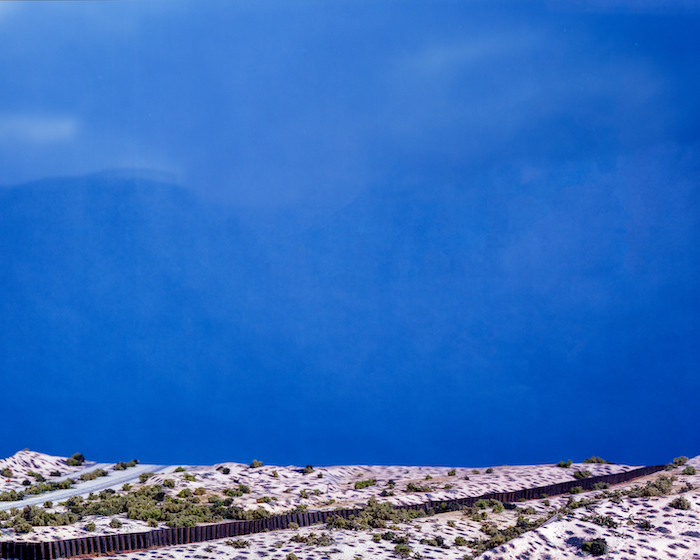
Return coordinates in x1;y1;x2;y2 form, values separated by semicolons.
454;536;466;546
257;496;272;503
583;456;611;464
557;460;572;469
194;487;206;495
250;460;263;469
570;486;583;494
394;544;412;557
670;496;691;510
674;456;689;466
288;521;299;530
122;484;132;492
372;533;381;542
238;484;251;494
472;469;480;474
299;490;309;499
174;467;186;472
573;470;591;480
683;466;696;475
286;554;298;560
592;482;609;490
163;479;175;488
405;482;432;493
178;489;192;498
271;470;278;478
148;518;158;527
13;518;33;533
225;539;250;548
581;538;607;556
355;479;377;490
302;464;314;474
448;469;456;476
1;468;12;478
109;518;122;528
43;501;53;509
84;522;96;532
139;472;154;483
486;468;493;474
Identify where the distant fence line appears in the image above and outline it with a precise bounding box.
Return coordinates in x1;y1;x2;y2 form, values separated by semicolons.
0;464;666;560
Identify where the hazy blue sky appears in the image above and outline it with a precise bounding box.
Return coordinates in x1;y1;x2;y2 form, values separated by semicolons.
1;0;698;468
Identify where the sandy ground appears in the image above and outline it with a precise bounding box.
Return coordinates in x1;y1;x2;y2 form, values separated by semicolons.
1;451;699;559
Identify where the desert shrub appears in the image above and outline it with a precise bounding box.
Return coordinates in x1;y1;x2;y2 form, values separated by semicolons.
225;488;242;497
28;471;45;482
683;466;696;475
542;499;550;506
174;467;186;472
84;522;96;531
583;456;611;464
225;539;250;548
109;518;122;528
250;460;263;469
139;472;155;483
194;487;206;495
22;479;31;486
221;467;230;475
491;501;504;513
163;479;175;488
288;521;299;530
472;469;480;474
592;482;609;490
355;479;377;490
670;496;691;510
81;469;108;482
66;453;85;467
454;536;466;546
257;496;272;503
570;486;583;494
405;482;432;493
299;490;309;499
637;519;654;530
238;484;251;494
573;470;591;480
474;499;489;509
486;468;493;474
114;462;127;471
448;469;456;476
13;518;33;533
122;484;132;492
372;533;381;542
628;475;676;497
444;484;453;489
271;470;278;477
463;475;469;480
674;456;689;466
394;544;412;557
182;473;196;482
286;554;298;560
583;514;618;528
580;538;607;556
557;460;572;469
178;489;192;498
148;518;158;527
1;468;12;478
43;501;53;509
301;464;315;474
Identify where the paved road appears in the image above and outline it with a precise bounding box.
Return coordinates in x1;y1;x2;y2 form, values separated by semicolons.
0;464;173;511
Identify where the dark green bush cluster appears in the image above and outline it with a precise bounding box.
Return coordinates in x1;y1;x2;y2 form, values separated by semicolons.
1;468;12;478
182;473;196;482
486;468;494;474
625;475;675;498
302;464;314;474
326;496;427;531
405;482;432;493
592;482;609;490
0;489;25;501
66;453;85;467
583;456;611;464
464;515;548;555
163;479;175;488
216;466;231;475
582;514;618;528
23;479;74;496
174;467;186;473
420;534;448;548
570;486;583;494
50;471;62;477
225;539;250;548
250;460;263;469
114;460;139;471
448;469;456;476
354;478;377;490
27;471;46;482
669;496;691;510
140;472;155;483
683;466;696;475
557;460;572;468
674;456;689;466
80;469;108;481
62;483;272;528
573;470;591;480
290;531;334;546
0;505;80;531
581;538;607;555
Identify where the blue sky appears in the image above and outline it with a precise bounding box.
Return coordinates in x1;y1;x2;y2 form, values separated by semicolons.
0;1;698;467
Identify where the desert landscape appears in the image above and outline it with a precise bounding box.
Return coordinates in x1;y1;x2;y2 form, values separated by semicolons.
1;450;698;559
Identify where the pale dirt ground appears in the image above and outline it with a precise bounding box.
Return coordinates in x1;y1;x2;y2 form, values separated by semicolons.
1;451;699;559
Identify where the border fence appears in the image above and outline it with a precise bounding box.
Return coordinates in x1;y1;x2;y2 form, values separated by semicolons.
0;464;666;560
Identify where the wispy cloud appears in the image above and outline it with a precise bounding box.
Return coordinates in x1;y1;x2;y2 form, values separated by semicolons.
0;115;78;144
